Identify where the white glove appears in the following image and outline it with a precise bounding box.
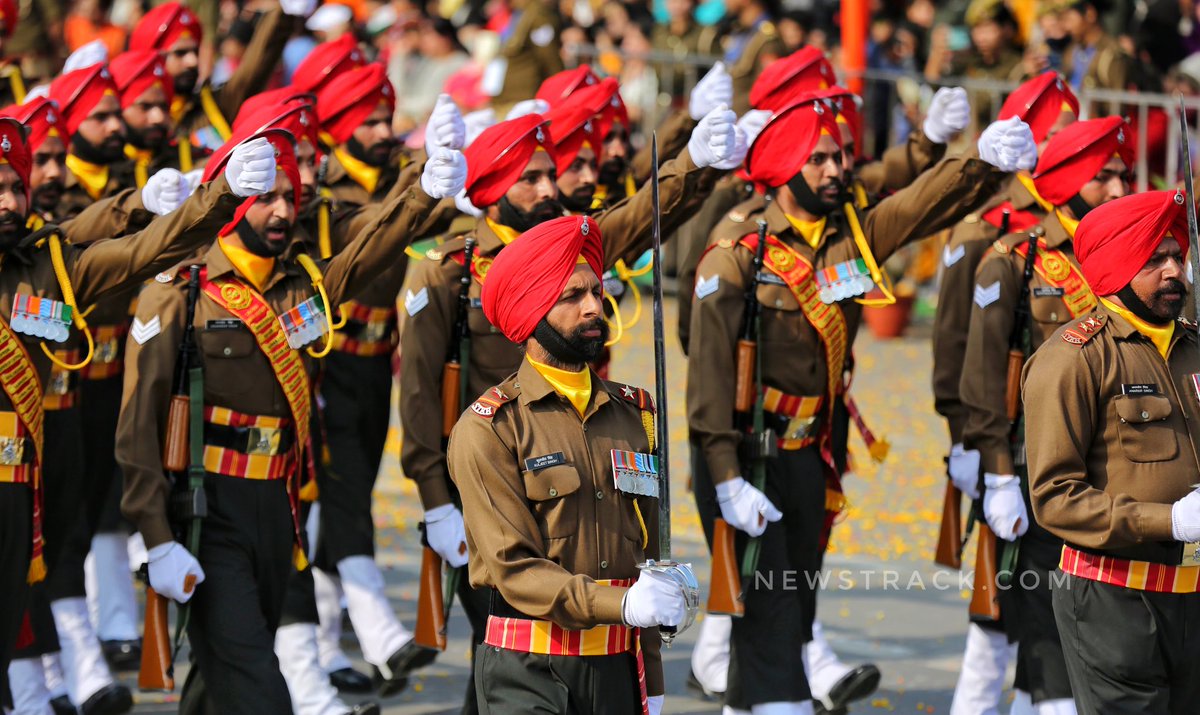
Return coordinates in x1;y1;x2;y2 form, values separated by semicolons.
424;93;466;155
224;137;278;198
687;104;738;170
420;147;468;199
147;542;205;604
280;0;318;17
716;476;782;538
1172;489;1200;542
183;168;205;194
647;694;664;715
425;504;468;568
454;189;483;217
737;109;772;148
948;443;981;500
141;168;191;216
983;473;1029;541
463;108;496;147
506;98;550;120
922;86;970;144
689;62;732;121
63;40;108;74
711;122;749;171
622;569;687;628
977;116;1037;172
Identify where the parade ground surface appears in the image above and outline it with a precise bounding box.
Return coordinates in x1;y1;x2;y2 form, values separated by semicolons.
128;292;999;713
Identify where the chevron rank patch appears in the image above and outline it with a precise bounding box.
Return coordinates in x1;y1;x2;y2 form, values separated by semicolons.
943;244;966;268
405;287;429;317
974;281;1001;309
131;316;161;345
695;274;719;300
1062;314;1105;346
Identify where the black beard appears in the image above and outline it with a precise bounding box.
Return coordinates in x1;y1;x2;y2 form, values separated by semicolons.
126;123;168;152
1117;280;1187;325
0;210;29;251
235;218;291;258
173;69;198;96
32;181;63;215
533;316;608;367
597;157;626;188
347;134;394;168
72;132;126;165
787;172;843;216
1067;194;1094;221
560;186;595;213
497;195;563;233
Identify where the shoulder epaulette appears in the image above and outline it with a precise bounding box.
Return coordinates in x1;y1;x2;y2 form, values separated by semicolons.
1061;314;1107;346
426;235;469;263
980;202;1040;233
608;382;655;413
468;384;517;419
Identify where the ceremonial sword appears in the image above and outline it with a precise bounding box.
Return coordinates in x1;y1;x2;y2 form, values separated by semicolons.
1177;97;1200;565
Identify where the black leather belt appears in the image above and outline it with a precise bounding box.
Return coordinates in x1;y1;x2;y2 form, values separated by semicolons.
203;422;295;456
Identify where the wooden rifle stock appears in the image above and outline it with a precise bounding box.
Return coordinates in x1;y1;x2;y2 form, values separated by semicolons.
934;482;963;569
413;546;447;651
162;395;190;473
138;587;174;691
734;339;757;414
441;362;461;438
1005;348;1024;422
969;524;1001;621
707;519;744;616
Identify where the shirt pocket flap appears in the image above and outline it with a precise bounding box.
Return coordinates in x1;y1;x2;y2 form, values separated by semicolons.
1115;394;1178;463
199;328;257;360
522;464;582;501
1115;394;1172;424
756;283;801;312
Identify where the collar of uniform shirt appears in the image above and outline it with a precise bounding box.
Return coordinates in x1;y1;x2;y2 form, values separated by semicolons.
65;154;109;200
784;213;827;250
527;355;591;416
218;236;275;292
1099;296;1175;359
333;146;380;195
486;217;521;246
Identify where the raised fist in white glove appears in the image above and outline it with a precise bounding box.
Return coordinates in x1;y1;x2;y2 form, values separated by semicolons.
425;504;468;568
688;105;739;169
977;117;1037;173
63;40;108;74
280;0;318;17
225;137;278;198
716;476;782;537
506;98;550;120
147;542;205;603
454;189;483;217
182;168;205;194
463;108;496;148
425;94;466;155
622;569;687;628
420;147;468;199
141;168;191;216
948;443;981;500
690;62;733;121
1172;489;1200;542
737;109;772;148
983;473;1029;541
923;87;970;144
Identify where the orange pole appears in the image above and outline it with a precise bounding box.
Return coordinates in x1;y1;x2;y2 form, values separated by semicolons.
841;0;869;97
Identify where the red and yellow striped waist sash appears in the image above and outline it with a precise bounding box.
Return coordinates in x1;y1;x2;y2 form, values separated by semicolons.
80;323;129;380
43;348;81;411
202;406;295;481
1060;545;1200;594
331;301;398;357
484;578;636;656
0;411;33;484
762;387;824;450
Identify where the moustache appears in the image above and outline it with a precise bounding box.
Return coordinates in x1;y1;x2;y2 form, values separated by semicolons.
1157;279;1188;299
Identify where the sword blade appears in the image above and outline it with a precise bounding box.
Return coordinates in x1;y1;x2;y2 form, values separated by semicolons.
1178;96;1200;337
650;132;670;560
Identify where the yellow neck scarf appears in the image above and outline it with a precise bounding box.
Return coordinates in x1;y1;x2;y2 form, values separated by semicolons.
1055;209;1080;238
65;154;109;200
528;356;592;416
784;214;828;250
1100;297;1175;359
334;146;380;195
1016;172;1055;214
486;217;521;246
219;237;276;292
170;95;188;123
124;144;154;189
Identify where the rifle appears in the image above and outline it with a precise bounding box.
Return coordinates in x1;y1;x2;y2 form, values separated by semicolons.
140;265;203;691
415;236;477;651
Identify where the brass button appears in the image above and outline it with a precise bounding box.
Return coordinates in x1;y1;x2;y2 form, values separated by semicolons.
223;347;232;356
775;299;783;308
1050;312;1058;321
548;488;558;497
596;490;604;500
600;560;608;569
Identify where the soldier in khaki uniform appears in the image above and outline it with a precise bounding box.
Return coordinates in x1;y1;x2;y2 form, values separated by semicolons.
960;117;1132;715
116;129;465;714
687;101;1035;714
1061;0;1133;93
1024;190;1200;714
719;0;785;114
489;0;563;115
447;214;689;715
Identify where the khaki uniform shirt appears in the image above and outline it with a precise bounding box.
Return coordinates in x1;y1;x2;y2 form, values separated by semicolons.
933;176;1045;443
724;21;785;115
688;156;1005;484
1062;33;1132;94
1023;305;1200;564
960;212;1082;475
493;1;564;113
446;358;663;694
117;183;437;548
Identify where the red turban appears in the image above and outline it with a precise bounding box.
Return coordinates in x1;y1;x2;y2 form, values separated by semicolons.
749;47;835;112
1032;116;1132;207
745;99;841;189
109;51;174;110
292;34;365;94
535;66;600;108
0;97;61;153
569;77;628;141
234;88;317;133
48;64;118;138
315;63;395;145
0;0;17;38
801;86;862;156
998;71;1079;145
130;2;202;52
233;102;320;160
202;128;302;238
464;114;556;208
482;215;604;343
546;100;601;175
0;117;32;203
1074;190;1190;296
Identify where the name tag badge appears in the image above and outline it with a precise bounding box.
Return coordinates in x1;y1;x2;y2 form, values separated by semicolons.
470;297;483;309
206;319;244;331
1122;384;1159;396
524;452;566;472
1032;287;1065;298
611;449;659;499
